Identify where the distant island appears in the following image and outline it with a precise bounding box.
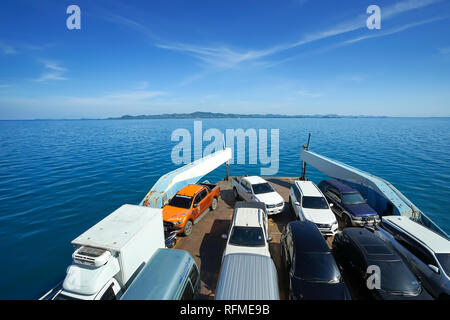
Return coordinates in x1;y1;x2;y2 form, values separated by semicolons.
108;111;388;120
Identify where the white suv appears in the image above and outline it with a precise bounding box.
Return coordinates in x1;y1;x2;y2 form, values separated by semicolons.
289;180;338;236
222;202;272;258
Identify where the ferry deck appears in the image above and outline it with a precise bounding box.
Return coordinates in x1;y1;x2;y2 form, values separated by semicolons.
174;176;363;300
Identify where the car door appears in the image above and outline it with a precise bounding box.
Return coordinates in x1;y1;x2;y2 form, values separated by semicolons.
192;190;205;220
292;187;303;220
241;181;253;201
281;226;292;271
326;188;343;216
296;188;304;220
197;189;209;214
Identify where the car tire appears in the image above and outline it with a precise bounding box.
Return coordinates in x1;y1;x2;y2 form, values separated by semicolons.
183;220;193;236
233;188;239;200
211;197;218;210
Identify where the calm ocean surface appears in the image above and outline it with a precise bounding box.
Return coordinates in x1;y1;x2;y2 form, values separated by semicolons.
0;118;449;299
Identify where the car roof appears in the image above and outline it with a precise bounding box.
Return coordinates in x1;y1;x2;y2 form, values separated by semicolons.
243;176;268;185
382;216;450;254
294;180;323;197
234;206;264;227
321;179;356;193
343;228;400;261
215;253;279;300
121;248;195;300
177;184;203;197
289;220;330;253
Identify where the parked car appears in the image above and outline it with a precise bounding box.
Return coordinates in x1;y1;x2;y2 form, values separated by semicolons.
232;176;284;215
289;180;338;237
333;227;432;300
121;248;200;300
318;179;380;227
215;253;279;300
222;202;272;258
163;182;220;236
378;216;450;299
281;220;350;300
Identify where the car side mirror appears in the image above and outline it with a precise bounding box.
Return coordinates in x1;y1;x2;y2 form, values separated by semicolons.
221;234;228;240
428;264;440;274
294;201;300;206
267;236;273;242
330;203;334;207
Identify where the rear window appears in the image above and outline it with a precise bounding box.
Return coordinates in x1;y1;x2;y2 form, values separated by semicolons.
369;260;421;295
168;195;192;209
229;226;265;247
302;196;329;209
436;253;450;277
294;253;342;283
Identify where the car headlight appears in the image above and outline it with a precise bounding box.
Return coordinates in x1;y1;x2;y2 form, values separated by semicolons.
173;220;183;225
353;216;362;220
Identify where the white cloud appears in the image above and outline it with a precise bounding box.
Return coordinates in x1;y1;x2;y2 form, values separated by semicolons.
337;16;447;47
155;0;443;68
439;47;450;54
296;89;322;98
0;43;16;55
33;60;68;82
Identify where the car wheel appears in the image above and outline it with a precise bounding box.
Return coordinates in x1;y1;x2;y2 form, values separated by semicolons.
183;220;193;236
233;188;239;200
211;197;218;210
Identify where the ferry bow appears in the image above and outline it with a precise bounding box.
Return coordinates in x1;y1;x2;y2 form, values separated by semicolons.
141;148;232;208
301;149;449;239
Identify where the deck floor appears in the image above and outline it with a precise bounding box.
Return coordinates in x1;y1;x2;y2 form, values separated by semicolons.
174;177;355;300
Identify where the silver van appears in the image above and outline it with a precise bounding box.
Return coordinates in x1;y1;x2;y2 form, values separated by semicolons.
121;248;200;300
215;252;279;300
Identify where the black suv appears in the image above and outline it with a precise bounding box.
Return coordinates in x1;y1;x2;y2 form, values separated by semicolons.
281;220;350;300
333;227;432;300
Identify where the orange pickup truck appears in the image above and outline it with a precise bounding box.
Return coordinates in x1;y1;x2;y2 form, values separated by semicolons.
163;182;220;236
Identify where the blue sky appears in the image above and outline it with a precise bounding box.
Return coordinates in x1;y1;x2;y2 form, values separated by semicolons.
0;0;449;119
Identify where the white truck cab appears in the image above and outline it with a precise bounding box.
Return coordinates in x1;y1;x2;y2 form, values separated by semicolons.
290;180;338;237
49;204;165;300
232;176;284;215
222;202;272;258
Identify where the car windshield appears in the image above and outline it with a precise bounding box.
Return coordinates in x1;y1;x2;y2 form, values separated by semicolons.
342;192;366;205
168;195;192;209
436;253;450;277
294;253;342;283
302;196;329;209
252;183;274;194
229;226;265;247
369;260;421;295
